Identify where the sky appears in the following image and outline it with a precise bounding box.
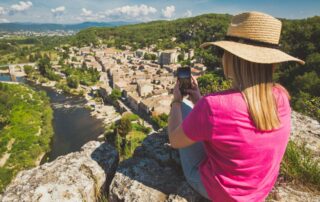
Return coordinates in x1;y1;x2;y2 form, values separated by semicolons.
0;0;319;24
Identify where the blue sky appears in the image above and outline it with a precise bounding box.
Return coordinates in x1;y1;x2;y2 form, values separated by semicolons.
0;0;319;23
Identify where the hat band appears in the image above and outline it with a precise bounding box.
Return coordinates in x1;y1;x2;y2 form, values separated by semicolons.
225;35;280;49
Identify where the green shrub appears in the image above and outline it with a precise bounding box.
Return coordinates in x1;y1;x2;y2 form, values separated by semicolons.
67;75;79;89
197;71;232;95
152;113;169;129
117;116;132;137
122;113;139;122
110;89;121;102
23;65;33;75
281;141;320;189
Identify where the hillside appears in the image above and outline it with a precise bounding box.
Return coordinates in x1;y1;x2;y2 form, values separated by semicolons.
74;13;320;122
0;83;53;192
0;21;138;32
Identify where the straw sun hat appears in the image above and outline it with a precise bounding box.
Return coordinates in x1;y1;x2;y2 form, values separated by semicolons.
200;11;305;65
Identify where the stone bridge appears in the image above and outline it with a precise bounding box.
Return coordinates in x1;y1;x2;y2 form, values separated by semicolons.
0;63;35;82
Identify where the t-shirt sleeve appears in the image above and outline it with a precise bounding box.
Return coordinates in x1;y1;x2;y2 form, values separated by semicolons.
182;97;214;141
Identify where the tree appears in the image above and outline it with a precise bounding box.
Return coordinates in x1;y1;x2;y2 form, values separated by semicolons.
151;113;169;128
28;54;35;62
197;71;231;95
144;53;151;60
67;75;79;89
178;53;185;62
23;65;33;75
293;71;320;97
117;117;132;137
110;89;121;102
38;57;51;76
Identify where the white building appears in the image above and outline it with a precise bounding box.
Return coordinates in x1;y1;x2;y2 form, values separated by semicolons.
158;49;179;65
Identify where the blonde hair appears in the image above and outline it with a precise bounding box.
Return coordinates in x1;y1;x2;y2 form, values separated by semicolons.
223;51;283;131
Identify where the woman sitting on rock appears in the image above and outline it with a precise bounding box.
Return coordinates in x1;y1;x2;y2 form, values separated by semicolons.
168;11;304;201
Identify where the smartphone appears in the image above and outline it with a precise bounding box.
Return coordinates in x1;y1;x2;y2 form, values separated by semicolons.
177;67;191;96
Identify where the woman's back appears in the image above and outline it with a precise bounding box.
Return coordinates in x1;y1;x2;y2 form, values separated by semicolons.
182;86;291;201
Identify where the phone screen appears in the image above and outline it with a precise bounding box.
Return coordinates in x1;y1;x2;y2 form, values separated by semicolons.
177;67;191;96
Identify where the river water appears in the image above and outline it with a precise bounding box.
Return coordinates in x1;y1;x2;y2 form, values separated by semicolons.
1;74;105;163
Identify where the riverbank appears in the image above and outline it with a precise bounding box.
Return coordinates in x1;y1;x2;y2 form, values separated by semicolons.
23;75;122;163
26;72;121;128
0;82;54;193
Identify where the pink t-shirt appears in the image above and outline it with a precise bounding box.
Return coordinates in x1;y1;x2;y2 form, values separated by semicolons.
182;87;291;202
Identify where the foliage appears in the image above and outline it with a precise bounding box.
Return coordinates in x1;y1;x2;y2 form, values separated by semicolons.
73;29;98;47
197;70;232;95
122;113;139;122
23;65;33;75
292;92;320;121
281;141;320;189
132;122;151;134
67;75;79;89
62;66;100;86
38;56;61;81
122;131;146;160
143;52;157;60
55;81;71;94
74;13;231;67
104;114;150;160
292;71;320;97
0;36;68;65
0;83;53;193
151;113;169;129
109;89;122;102
117;116;132;137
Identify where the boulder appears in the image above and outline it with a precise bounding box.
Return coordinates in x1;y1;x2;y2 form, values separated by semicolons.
109;129;209;202
291;111;320;154
1;141;118;202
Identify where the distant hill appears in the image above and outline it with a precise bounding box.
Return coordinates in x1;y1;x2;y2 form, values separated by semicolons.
74;13;232;48
0;21;138;32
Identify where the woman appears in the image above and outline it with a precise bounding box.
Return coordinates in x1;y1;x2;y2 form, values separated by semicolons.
168;11;304;201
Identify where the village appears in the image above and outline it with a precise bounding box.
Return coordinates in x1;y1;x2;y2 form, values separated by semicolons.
0;42;208;127
57;44;208;123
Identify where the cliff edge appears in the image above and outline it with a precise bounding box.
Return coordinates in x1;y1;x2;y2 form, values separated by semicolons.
1;111;319;202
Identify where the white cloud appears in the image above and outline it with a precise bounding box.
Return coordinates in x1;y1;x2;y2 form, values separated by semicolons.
11;1;32;12
79;8;105;22
0;18;9;23
81;8;92;17
183;10;192;17
51;6;66;16
105;4;157;18
162;5;175;18
0;7;6;15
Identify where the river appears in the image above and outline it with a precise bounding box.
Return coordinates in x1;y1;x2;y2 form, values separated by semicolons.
1;74;105;163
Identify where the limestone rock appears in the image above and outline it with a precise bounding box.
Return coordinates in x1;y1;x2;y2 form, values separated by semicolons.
291;111;320;155
109;129;208;202
267;183;320;202
1;141;118;202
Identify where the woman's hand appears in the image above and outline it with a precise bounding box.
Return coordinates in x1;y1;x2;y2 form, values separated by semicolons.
186;76;202;105
173;80;182;102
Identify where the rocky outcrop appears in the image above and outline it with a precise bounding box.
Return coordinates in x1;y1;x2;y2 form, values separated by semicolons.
290;111;320;154
267;182;320;202
109;111;320;202
265;111;320;202
0;141;118;202
109;129;208;202
1;111;319;202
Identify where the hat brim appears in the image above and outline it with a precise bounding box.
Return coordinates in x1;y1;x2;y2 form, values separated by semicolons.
200;41;305;65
